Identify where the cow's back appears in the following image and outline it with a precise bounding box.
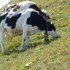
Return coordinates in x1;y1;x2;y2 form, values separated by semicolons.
16;1;35;12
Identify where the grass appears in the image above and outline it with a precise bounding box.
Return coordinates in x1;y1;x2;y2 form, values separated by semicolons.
0;0;70;70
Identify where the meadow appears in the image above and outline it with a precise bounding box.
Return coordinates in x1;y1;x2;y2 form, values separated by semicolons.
0;0;70;70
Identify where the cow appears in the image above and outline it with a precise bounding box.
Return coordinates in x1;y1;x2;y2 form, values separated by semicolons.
0;9;58;53
3;1;51;22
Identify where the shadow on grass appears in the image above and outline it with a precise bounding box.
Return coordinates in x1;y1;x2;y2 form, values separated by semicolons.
4;36;61;55
48;36;60;43
57;24;68;28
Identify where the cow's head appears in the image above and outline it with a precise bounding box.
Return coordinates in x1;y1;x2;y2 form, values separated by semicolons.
44;22;58;38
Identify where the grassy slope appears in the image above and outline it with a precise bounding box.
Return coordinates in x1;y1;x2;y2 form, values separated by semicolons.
0;0;70;70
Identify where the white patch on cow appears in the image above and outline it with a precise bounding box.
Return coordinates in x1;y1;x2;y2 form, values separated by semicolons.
47;30;58;38
27;25;40;35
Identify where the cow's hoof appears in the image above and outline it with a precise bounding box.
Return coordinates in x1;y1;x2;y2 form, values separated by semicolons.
2;50;5;54
45;38;49;41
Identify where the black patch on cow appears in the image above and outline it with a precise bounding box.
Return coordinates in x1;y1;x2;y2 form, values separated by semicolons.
27;11;48;31
0;13;8;22
5;13;21;29
29;4;50;19
29;4;43;16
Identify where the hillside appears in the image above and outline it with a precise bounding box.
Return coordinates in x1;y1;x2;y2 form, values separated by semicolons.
0;0;70;70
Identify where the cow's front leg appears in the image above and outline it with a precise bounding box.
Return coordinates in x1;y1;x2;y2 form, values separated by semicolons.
0;30;5;53
44;30;48;42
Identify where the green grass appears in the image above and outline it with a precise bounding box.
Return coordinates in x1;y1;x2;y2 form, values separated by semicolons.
0;0;70;70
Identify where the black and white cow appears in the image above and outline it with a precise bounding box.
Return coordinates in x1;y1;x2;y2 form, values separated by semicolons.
4;1;51;22
0;9;58;53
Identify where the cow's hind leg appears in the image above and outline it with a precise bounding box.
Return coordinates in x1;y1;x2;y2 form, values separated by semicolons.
0;30;5;53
